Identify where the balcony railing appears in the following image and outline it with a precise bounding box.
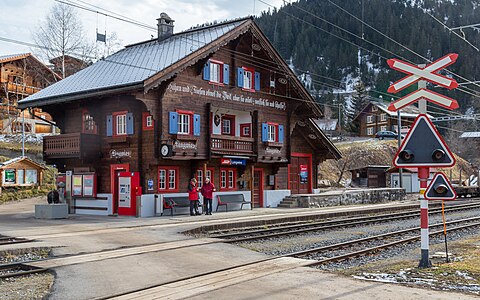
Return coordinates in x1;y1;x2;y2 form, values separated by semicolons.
43;133;101;160
211;134;255;155
6;82;42;95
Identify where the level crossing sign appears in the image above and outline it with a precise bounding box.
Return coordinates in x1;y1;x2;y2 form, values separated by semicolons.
424;172;457;201
387;53;458;93
388;88;459;112
393;114;455;168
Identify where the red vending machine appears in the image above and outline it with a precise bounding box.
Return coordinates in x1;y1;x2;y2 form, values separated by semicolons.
117;172;141;216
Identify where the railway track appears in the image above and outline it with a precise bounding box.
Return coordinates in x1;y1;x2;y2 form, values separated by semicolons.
212;201;480;242
98;216;480;300
0;234;33;246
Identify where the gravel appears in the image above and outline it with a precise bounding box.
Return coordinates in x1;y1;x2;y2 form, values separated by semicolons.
0;273;54;300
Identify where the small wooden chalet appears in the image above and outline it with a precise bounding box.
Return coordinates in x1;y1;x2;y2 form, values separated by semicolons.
49;55;90;78
0;156;46;189
349;165;389;188
18;14;341;213
353;101;427;137
0;53;59;133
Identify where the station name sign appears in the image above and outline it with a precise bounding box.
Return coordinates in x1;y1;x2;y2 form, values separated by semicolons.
221;158;246;166
168;83;286;111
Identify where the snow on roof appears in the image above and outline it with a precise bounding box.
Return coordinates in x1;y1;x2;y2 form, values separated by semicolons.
460;132;480;138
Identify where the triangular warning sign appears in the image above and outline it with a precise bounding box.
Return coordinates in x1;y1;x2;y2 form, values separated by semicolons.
393;114;455;167
425;172;457;200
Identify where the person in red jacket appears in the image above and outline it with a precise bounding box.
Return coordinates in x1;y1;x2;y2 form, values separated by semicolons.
188;178;200;216
200;177;216;215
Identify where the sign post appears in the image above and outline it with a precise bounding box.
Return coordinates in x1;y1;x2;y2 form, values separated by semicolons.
387;54;459;268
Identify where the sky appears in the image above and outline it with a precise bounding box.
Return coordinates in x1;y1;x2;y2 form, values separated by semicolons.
0;0;285;59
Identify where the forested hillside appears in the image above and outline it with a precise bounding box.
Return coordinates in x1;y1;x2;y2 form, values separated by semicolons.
256;0;480;124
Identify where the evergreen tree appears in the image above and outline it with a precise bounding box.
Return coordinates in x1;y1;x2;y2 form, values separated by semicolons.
345;81;368;133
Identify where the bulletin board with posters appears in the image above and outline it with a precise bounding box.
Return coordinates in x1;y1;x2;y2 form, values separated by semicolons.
72;175;83;196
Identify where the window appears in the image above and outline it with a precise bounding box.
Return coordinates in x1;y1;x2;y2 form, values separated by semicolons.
203;59;229;84
367;127;374;135
372;106;378;112
366;115;373;123
158;166;179;192
243;70;253;89
380;113;387;121
380;125;387;131
221;115;235;136
262;122;284;143
392;125;398;132
196;168;214;188
237;66;260;91
142;112;154;130
220;168;236;190
267;124;276;142
178;112;191;135
83;110;97;134
113;111;127;136
168;111;200;136
240;124;251;137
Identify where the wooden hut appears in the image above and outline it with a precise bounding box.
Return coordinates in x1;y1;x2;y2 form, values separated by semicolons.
0;156;46;190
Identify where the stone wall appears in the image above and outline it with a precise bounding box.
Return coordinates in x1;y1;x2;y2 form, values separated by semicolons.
293;188;406;208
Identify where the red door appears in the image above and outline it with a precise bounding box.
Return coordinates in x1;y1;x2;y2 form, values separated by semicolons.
117;172;141;216
289;154;312;194
253;169;264;208
110;164;130;214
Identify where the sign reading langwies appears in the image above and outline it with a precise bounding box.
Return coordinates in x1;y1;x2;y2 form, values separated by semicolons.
167;83;286;111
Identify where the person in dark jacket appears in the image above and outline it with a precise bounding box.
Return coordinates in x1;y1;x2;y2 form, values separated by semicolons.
188;178;200;216
200;177;216;215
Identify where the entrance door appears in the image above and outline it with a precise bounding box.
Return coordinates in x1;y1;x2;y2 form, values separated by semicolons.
253;169;264;208
289;154;312;194
110;164;130;214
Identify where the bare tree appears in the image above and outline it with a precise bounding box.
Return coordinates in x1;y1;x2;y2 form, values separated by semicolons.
33;3;90;78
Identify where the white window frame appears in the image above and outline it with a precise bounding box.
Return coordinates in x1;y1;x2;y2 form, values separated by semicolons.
228;170;234;188
116;114;127;135
221;170;227;188
366;115;373;123
372;106;378;112
267;124;276;142
159;170;166;190
209;62;222;83
222;118;231;135
243;70;252;90
380;125;387;131
168;169;176;190
367;127;374;135
146;115;153;127
380;113;387;121
178;113;191;135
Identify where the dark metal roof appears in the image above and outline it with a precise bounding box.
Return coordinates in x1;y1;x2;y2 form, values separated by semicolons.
18;19;248;108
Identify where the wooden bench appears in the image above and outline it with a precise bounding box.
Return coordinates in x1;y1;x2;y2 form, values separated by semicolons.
163;196;203;216
216;194;251;212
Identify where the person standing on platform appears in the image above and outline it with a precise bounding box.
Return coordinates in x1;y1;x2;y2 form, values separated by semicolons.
200;177;216;215
188;178;200;216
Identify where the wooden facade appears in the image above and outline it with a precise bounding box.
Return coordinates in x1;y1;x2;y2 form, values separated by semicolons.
0;53;58;133
19;17;340;209
354;102;420;137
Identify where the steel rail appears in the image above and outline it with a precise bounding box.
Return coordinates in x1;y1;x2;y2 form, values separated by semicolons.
220;202;480;242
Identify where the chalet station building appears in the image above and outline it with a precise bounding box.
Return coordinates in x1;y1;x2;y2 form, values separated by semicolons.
19;15;341;216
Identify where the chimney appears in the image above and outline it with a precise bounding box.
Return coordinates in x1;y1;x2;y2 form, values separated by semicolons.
157;12;174;41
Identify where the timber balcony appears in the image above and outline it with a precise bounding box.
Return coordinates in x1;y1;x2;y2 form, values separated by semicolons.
6;82;42;95
43;133;101;161
210;134;255;156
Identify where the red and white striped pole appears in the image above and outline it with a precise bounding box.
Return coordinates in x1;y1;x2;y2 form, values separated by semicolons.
418;166;431;268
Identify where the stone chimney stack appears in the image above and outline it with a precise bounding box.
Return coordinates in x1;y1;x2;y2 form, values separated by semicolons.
157;13;174;41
